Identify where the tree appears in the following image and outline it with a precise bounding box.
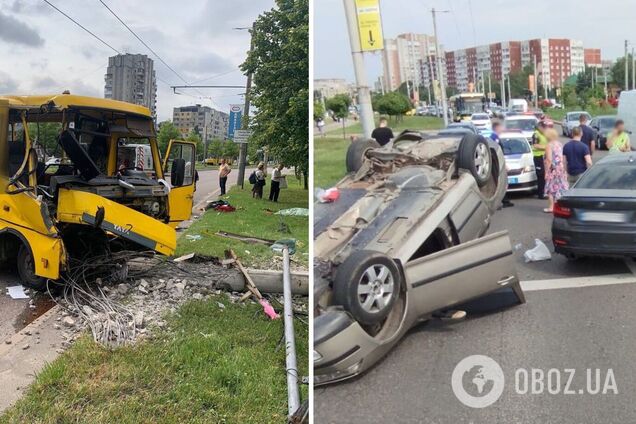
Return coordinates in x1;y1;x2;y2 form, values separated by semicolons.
185;130;204;161
207;138;224;159
157;121;180;155
222;141;240;159
373;91;411;120
241;0;309;188
611;55;634;91
325;93;351;138
28;122;62;154
314;99;325;121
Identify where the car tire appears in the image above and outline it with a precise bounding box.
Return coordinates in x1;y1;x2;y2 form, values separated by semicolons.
457;133;492;187
333;250;401;326
346;139;380;173
17;244;48;292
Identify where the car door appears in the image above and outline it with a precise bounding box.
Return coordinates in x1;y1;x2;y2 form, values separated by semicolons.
163;140;196;225
450;189;489;242
404;231;523;317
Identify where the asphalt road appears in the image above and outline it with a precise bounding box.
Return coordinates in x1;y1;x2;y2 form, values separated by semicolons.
314;130;636;423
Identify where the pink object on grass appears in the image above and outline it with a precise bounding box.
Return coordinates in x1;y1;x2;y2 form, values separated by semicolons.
260;299;280;320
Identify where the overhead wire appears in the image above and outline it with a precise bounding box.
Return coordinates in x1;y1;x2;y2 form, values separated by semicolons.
42;0;121;54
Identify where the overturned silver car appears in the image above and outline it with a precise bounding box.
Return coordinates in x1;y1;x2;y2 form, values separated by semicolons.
313;131;526;385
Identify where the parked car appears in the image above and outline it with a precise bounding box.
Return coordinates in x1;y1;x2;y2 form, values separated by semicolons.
589;115;617;150
442;122;478;134
552;154;636;259
499;131;537;193
561;111;591;137
313;131;526;385
504;115;539;144
470;112;492;133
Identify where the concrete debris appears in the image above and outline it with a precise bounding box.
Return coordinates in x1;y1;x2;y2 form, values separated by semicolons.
21;344;29;350
45;255;307;349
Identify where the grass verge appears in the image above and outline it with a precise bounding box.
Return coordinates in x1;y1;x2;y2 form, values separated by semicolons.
545;106;617;122
326;115;444;137
314;137;349;188
0;297;309;424
177;181;309;269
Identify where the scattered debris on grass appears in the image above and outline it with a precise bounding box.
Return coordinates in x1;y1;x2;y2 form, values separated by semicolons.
40;252;307;350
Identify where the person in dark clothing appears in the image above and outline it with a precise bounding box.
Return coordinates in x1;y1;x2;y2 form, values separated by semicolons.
562;126;592;186
371;117;394;146
489;122;514;208
579;114;595;156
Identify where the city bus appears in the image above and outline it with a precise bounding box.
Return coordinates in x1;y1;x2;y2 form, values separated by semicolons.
449;92;487;122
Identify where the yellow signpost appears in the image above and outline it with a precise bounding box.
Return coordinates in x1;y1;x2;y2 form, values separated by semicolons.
355;0;384;51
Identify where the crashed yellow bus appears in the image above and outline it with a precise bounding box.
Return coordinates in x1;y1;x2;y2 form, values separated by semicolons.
0;93;196;291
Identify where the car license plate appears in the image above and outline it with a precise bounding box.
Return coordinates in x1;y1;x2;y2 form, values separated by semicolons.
579;211;628;223
508;177;518;184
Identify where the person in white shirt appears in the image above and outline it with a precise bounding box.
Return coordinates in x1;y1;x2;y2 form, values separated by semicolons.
269;164;284;202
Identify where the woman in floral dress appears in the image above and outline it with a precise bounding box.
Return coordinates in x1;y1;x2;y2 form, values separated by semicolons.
543;128;569;213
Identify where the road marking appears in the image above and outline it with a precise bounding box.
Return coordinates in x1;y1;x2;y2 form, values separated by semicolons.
520;273;636;292
623;258;636;276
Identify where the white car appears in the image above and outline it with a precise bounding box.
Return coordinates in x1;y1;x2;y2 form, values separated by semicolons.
504;115;539;145
470;113;492;133
499;131;537;192
561;111;590;137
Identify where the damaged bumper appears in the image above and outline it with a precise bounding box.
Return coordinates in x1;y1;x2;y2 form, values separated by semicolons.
56;188;176;255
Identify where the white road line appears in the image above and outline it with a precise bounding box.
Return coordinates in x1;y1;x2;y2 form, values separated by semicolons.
520;273;636;292
624;258;636;276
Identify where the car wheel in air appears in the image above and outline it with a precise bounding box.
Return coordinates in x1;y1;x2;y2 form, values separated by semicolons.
17;244;48;292
333;250;401;326
457;133;492;187
346;139;380;173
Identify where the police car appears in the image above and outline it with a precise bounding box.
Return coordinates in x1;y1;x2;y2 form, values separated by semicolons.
499;131;537;193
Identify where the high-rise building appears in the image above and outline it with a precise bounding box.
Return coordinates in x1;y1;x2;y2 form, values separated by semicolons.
314;78;354;99
104;54;157;116
172;104;229;145
441;38;596;92
381;33;437;92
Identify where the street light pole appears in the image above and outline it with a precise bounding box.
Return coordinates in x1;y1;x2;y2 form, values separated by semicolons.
343;0;374;139
432;8;449;126
625;40;629;90
234;25;254;189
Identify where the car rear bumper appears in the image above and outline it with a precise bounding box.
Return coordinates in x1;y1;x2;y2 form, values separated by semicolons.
552;218;636;257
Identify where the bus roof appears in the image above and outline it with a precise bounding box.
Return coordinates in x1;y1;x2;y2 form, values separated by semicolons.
0;93;152;117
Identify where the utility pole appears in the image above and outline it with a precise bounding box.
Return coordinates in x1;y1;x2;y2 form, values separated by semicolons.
625;40;629;91
507;74;512;104
343;0;375;139
233;25;255;189
632;47;635;90
432;8;449;126
604;64;609;101
533;54;538;108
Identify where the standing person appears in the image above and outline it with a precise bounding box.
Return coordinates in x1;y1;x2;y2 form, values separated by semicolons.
607;119;631;153
252;162;266;199
562;127;592;186
489;122;514;207
269;164;284;202
316;119;325;137
543;128;569;213
532;121;548;199
218;159;231;196
578;114;595;156
371;117;394;146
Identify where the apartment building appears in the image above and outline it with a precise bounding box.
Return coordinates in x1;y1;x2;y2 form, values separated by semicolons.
442;38;593;92
381;33;437;91
104;54;157;117
172;104;229;144
314;78;353;99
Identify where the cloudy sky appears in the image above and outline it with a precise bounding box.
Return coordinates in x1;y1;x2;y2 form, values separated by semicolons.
315;0;634;83
0;0;275;121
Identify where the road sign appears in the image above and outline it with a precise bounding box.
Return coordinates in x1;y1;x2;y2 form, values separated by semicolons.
233;129;251;144
227;104;243;139
355;0;384;52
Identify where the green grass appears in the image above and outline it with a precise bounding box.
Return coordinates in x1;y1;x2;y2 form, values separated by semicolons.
177;182;309;268
314;137;349;188
0;297;309;424
326;115;444;137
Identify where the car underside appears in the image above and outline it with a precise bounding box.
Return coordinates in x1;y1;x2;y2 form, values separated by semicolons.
313;131;525;385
